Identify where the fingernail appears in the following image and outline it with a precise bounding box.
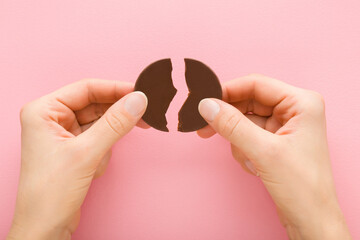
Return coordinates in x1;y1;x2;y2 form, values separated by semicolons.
198;99;220;122
125;91;148;117
245;160;259;176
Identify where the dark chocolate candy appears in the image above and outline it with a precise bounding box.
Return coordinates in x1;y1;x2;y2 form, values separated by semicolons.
134;59;177;132
178;58;222;132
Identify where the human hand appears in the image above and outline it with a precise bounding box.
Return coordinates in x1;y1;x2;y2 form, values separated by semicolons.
197;74;351;240
7;79;148;240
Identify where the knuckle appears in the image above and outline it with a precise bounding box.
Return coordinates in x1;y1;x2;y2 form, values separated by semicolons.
19;105;27;121
248;73;265;78
79;78;92;84
304;90;326;113
104;112;128;136
79;78;94;91
19;102;35;123
79;78;98;102
313;91;325;107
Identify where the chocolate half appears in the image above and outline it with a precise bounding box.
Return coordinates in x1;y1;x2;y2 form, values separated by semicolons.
134;59;177;132
178;59;222;132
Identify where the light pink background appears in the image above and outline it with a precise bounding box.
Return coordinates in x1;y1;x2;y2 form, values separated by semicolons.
1;1;360;239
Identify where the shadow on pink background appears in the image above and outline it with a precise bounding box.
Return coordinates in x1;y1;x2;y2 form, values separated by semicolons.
1;1;359;239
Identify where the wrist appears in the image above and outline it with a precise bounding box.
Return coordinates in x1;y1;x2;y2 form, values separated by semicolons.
287;205;351;240
7;217;71;240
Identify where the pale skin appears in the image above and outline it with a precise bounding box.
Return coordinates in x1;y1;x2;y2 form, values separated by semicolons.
7;75;351;239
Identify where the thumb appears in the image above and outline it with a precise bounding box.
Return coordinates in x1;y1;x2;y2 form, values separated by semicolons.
79;91;148;159
198;98;274;159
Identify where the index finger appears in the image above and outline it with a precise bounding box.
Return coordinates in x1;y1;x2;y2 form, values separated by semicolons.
49;79;134;111
222;74;295;107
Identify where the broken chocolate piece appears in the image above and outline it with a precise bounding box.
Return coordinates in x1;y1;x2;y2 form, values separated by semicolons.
134;59;177;132
178;58;222;132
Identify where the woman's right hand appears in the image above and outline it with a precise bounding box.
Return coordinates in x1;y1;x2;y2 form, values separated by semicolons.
197;74;351;239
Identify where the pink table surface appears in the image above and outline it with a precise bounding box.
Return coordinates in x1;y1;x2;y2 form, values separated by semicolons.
1;1;359;239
